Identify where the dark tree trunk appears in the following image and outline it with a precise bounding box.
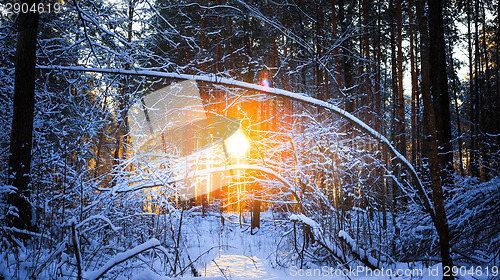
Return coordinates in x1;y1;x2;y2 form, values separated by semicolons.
251;196;261;233
374;1;382;133
396;0;405;158
7;0;41;235
426;11;455;273
315;2;325;100
466;0;477;176
416;0;454;277
200;0;207;73
480;2;492;180
216;0;222;74
338;0;354;113
409;0;419;167
389;0;398;146
362;0;372;124
330;0;342;100
429;0;453;176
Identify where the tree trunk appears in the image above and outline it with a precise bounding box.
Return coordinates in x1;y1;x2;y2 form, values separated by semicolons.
389;0;398;146
409;0;419;167
7;0;41;235
480;2;491;180
330;0;342;99
466;0;477;176
396;0;406;158
429;0;453;178
251;196;261;233
338;0;353;113
216;0;222;74
473;0;481;178
113;0;134;164
375;1;382;133
362;0;372;124
416;0;454;277
315;1;325;100
496;0;500;174
389;2;400;245
200;0;206;73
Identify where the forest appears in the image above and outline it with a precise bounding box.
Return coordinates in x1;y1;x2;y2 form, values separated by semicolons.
0;0;499;279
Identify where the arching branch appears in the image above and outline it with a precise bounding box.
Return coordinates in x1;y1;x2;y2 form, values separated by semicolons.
37;65;436;220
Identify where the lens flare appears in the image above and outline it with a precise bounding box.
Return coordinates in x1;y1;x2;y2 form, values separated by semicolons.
224;129;250;158
260;78;270;88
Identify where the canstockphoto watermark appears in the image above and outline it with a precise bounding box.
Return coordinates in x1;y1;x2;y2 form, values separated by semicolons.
289;266;425;277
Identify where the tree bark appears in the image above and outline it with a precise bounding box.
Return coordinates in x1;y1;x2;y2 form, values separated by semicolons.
409;0;419;167
416;0;454;277
429;0;453;178
216;0;222;74
200;0;206;73
466;0;477;176
362;0;372;125
7;0;41;235
330;0;342;100
396;0;406;158
375;1;382;133
315;1;325;100
338;0;354;113
480;2;491;180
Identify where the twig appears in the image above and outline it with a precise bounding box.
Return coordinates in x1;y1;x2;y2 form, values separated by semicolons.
73;0;101;67
212;260;229;280
174;245;236;277
242;255;258;270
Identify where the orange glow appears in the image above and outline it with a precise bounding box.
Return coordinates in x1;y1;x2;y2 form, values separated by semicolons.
224;129;250;158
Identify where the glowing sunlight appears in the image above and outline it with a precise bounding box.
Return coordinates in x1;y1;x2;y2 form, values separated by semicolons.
224;129;250;158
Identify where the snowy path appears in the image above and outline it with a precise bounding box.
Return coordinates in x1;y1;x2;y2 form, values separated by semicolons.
203;254;285;279
184;213;292;280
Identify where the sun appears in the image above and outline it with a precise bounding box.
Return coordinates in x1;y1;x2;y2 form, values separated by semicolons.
224;129;250;158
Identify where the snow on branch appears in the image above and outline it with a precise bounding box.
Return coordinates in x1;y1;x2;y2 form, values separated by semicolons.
289;214;350;265
0;185;16;194
289;214;323;241
36;65;435;218
102;163;301;205
75;215;121;232
289;214;319;228
338;230;379;270
84;238;160;280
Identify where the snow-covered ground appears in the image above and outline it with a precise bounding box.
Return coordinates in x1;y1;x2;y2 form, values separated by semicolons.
127;211;494;280
1;207;496;279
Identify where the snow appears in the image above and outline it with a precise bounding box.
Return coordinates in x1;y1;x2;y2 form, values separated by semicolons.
338;230;354;244
0;184;16;194
76;214;121;232
338;230;379;269
106;163;298;199
1;207;497;280
119;215;494;280
25;66;498;280
37;65;434;217
205;255;269;279
289;214;319;229
84;238;161;280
